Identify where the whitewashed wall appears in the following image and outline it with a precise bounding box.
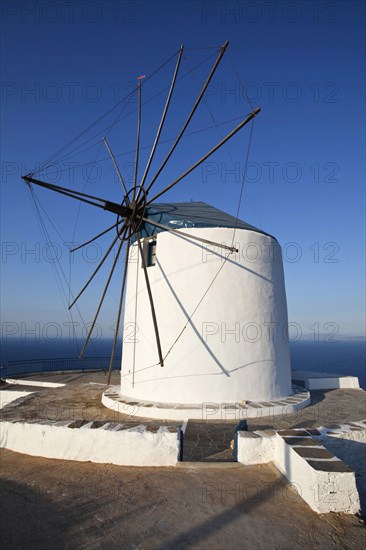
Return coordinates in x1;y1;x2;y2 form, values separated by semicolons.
121;227;292;404
0;421;180;467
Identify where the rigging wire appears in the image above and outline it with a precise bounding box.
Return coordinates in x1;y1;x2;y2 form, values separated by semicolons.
33;48;181;177
41;103;132;181
227;51;263;231
227;51;254;111
23;44;259;375
184;51;237;177
34;50;219;176
68;139;105;306
38;101;131;177
231;119;255;244
28;185;102;361
38;113;250;180
144;42;227;197
161;118;256;362
67;94;133;310
185;46;224;50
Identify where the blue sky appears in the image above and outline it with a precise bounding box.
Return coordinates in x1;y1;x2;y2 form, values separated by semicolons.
1;0;365;349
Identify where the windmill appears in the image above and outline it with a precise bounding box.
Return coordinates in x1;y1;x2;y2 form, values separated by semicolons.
22;42;294;414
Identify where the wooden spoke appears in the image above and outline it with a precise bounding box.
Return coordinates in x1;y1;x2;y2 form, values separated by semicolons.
70;220;122;253
135;229;164;367
23;43;259;376
140;216;238;253
146;108;260;205
69;227;127;310
107;236;131;385
79;235;125;358
22;175;131;217
133;80;142;199
141;45;184;193
103;137;129;198
145;41;229;197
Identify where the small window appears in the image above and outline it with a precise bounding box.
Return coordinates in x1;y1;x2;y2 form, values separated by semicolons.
147;239;157;267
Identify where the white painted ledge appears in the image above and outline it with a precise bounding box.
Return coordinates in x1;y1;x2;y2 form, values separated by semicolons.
237;430;275;464
0;390;34;409
4;378;66;388
292;370;360;390
0;421;181;467
273;432;360;514
237;428;360;514
102;385;310;421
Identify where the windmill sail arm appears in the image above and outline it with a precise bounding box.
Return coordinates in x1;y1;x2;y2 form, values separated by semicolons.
135;229;164;367
145;40;229;195
140;216;238;253
22;175;131;217
133;80;142;196
103;137;129;197
142;44;184;192
79;236;125;358
146;107;260;205
68;226;127;310
70;220;121;253
107;236;131;385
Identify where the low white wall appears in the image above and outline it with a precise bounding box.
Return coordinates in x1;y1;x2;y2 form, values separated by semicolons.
292;371;360;390
321;428;366;447
0;390;33;409
4;378;65;388
307;376;360;390
237;430;360;514
237;431;275;464
273;433;360;514
0;421;180;467
102;386;310;421
320;429;366;508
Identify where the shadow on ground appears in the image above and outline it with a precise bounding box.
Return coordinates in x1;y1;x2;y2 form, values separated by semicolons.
1;449;365;550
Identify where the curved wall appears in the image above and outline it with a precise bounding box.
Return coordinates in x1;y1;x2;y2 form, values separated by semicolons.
120;227;292;403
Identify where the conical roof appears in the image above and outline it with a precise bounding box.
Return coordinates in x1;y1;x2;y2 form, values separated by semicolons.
138;201;275;240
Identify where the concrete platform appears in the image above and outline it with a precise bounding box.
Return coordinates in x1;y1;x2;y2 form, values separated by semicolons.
1;371;365;431
1;373;365;463
237;423;366;514
2;448;365;550
102;384;311;421
1;372;365;515
292;369;360;390
0;372;183;467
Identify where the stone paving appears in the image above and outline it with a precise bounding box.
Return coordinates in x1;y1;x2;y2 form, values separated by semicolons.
2;447;365;550
183;421;234;462
276;426;357;472
1;372;365;464
247;388;366;431
0;374;178;430
182;388;365;462
103;383;310;420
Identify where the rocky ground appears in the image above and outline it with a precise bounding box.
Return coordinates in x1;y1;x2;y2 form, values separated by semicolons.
1;449;365;550
1;373;365;548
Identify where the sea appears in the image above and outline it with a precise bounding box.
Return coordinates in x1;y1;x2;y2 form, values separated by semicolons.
0;338;365;389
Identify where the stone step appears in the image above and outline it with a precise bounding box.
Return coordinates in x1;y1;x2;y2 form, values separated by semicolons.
182;420;234;462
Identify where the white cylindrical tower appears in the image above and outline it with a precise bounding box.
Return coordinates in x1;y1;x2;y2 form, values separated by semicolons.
119;202;292;405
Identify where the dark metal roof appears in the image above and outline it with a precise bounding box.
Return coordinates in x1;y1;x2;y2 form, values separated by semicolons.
138;202;275;240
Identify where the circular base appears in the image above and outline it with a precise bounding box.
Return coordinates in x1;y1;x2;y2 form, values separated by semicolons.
102;385;311;421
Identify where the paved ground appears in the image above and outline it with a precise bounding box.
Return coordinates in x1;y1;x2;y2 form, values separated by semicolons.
0;371;178;428
1;372;365;548
1;372;365;464
183;421;234;462
1;448;365;550
247;388;366;431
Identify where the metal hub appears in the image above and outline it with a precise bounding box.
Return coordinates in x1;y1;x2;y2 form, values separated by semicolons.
116;185;147;240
